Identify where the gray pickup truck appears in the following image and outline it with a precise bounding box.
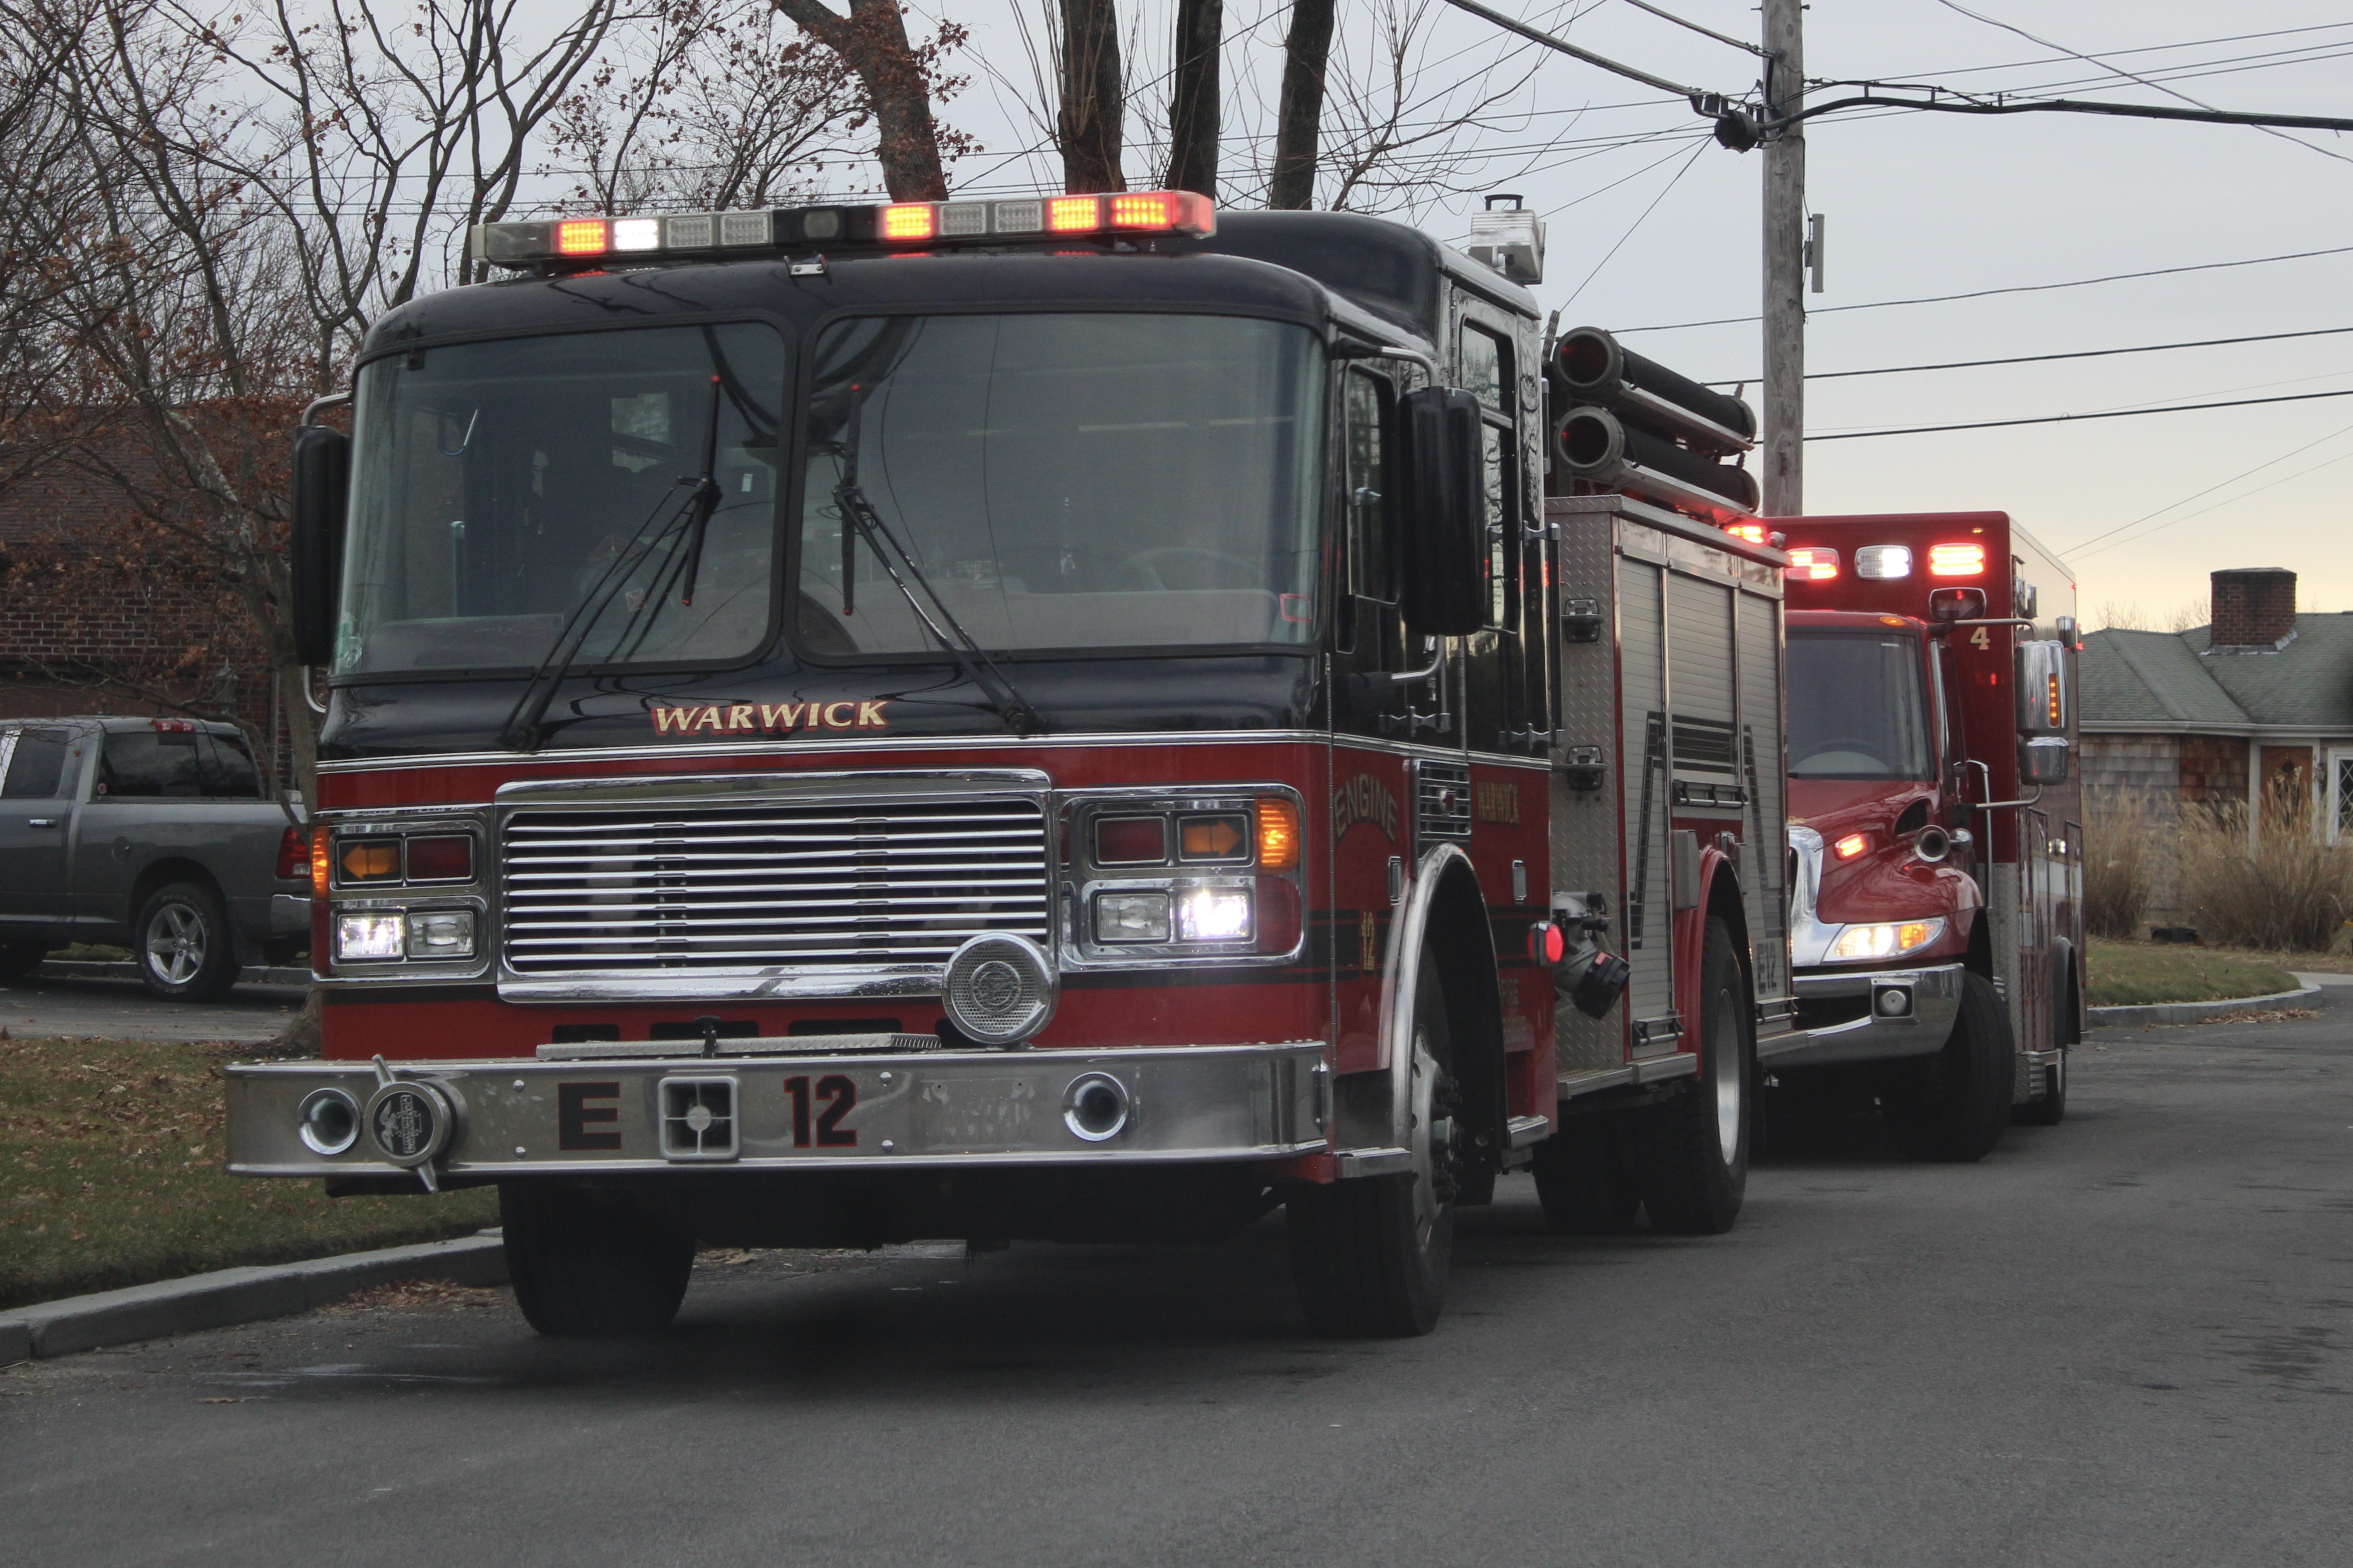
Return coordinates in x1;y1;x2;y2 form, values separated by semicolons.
0;717;312;998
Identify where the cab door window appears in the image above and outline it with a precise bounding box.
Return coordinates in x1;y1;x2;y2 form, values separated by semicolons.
1343;369;1397;606
1462;324;1516;630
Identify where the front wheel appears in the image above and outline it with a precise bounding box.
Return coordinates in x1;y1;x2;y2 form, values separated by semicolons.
135;882;239;1000
1633;915;1751;1234
1288;952;1455;1337
1886;971;2015;1160
501;1183;695;1337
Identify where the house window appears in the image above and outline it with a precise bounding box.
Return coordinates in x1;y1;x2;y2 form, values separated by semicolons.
2332;749;2353;844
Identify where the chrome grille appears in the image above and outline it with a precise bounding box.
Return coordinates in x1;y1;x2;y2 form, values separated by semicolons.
500;796;1050;975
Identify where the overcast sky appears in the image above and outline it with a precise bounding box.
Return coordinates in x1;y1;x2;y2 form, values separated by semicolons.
890;0;2353;629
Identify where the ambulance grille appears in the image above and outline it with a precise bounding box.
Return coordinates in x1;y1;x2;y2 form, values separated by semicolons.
499;797;1051;974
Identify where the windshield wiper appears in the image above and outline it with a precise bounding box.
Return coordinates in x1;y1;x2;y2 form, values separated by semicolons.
831;390;1044;736
677;375;723;608
499;486;698;750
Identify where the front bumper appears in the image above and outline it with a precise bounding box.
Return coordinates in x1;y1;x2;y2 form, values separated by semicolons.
1762;963;1964;1068
225;1040;1328;1181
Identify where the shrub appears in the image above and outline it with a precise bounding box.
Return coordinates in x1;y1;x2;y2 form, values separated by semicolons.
2178;778;2353;952
2082;789;2157;939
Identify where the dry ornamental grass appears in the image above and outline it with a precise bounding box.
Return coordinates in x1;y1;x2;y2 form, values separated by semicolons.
2178;778;2353;953
2083;789;2157;940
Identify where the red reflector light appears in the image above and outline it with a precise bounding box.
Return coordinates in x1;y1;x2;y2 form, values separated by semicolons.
1723;523;1766;545
1094;815;1168;866
404;834;475;882
1834;833;1868;859
275;826;309;881
880;203;935;241
1928;542;1986;576
556;219;607;255
1254;875;1302;956
1786;546;1839;581
1528;921;1566;966
1048;195;1100;232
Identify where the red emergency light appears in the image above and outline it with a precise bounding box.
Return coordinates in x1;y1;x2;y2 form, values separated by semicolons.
1785;546;1839;581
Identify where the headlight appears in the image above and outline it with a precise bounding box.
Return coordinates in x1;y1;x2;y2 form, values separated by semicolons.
1093;890;1170;944
334;912;405;962
405;908;476;958
1175;886;1252;943
1828;917;1946;962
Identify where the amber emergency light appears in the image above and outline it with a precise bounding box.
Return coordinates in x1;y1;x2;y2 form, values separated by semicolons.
472;191;1217;269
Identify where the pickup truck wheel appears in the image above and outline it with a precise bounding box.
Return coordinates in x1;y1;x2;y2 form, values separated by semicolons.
501;1184;695;1337
0;943;52;979
1287;951;1455;1337
1886;971;2016;1160
1633;916;1751;1234
135;882;238;1001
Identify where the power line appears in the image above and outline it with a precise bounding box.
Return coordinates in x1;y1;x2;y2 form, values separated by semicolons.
2071;439;2353;559
1806;386;2353;441
1561;137;1709;303
1615;0;1765;58
1703;323;2353;386
1623;242;2353;332
2061;418;2353;556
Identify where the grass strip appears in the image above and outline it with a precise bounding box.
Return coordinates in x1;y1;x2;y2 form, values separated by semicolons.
2086;938;2302;1008
1;1036;495;1311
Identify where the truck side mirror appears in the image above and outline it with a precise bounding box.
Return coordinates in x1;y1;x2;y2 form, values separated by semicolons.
2014;640;2067;734
1396;387;1486;638
290;424;350;668
2020;736;2069;785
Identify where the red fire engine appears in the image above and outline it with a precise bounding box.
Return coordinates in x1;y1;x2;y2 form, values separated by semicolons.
225;194;1814;1338
1767;513;2082;1157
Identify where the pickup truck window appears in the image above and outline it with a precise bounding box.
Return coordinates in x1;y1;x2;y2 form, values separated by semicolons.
1;729;71;798
95;731;262;800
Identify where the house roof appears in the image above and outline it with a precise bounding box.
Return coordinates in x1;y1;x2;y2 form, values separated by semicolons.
2081;613;2353;732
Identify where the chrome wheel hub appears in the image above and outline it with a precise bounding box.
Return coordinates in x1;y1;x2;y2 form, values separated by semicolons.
146;905;205;986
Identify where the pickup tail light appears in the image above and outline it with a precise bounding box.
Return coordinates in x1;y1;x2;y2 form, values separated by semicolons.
276;826;309;881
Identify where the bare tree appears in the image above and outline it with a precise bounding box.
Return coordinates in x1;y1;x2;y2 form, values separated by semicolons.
1059;0;1126;193
1267;0;1335;209
1164;0;1220;197
770;0;968;200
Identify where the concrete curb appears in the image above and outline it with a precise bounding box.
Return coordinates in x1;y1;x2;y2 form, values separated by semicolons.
39;959;313;988
0;1230;507;1363
2088;981;2323;1029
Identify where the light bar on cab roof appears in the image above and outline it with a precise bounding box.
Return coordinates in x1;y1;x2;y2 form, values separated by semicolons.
469;190;1218;269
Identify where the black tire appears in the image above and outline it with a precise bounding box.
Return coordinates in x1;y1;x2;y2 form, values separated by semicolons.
134;881;239;1001
1532;1113;1642;1234
501;1183;695;1337
1886;971;2016;1160
1634;916;1751;1234
0;942;52;979
1288;951;1455;1337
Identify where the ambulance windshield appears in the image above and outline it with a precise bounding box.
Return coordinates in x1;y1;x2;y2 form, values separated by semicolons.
795;312;1324;657
1787;630;1935;780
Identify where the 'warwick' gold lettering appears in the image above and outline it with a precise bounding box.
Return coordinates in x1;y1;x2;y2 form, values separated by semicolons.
648;698;894;739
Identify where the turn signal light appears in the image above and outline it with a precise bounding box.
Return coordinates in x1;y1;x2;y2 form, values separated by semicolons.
1929;542;1987;576
1255;798;1300;871
310;829;330;898
404;834;475;882
1094;816;1168;866
1833;832;1868;859
1180;814;1249;861
338;841;400;882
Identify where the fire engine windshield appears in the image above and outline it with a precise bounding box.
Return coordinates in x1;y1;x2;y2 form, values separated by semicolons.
334;323;786;677
1786;629;1935;780
796;313;1322;657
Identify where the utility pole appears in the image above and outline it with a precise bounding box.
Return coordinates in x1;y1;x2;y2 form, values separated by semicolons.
1760;0;1804;516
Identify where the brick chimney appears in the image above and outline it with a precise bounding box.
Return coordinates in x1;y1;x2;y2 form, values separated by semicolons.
2210;568;2297;648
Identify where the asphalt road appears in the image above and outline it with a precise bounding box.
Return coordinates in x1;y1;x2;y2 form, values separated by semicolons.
0;974;306;1044
5;1001;2347;1568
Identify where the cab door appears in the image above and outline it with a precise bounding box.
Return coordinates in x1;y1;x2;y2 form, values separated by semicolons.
0;727;81;931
